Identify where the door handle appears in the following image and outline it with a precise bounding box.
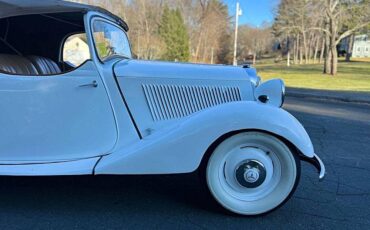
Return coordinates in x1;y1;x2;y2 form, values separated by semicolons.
79;81;98;88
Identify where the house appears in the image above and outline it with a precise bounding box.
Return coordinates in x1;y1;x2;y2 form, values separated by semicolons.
339;34;370;58
352;34;370;58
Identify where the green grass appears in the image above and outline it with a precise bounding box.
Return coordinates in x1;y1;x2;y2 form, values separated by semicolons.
256;61;370;92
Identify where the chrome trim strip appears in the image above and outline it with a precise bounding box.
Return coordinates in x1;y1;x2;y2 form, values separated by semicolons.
280;79;285;107
314;154;326;181
300;154;326;181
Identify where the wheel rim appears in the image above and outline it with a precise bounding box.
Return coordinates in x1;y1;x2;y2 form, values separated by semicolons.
207;133;297;215
220;146;281;202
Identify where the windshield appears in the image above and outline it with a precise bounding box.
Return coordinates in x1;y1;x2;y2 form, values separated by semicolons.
92;19;132;61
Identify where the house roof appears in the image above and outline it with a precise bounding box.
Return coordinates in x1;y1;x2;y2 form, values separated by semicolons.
0;0;129;31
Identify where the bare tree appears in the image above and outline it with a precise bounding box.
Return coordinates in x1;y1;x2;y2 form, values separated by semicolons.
273;0;325;65
238;24;273;64
322;0;370;75
274;0;370;75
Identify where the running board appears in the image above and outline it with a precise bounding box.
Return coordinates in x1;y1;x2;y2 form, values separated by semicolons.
0;157;99;176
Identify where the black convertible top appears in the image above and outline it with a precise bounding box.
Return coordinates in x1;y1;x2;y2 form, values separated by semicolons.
0;0;129;30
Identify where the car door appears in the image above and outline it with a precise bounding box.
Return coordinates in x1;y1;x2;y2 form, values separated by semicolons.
0;61;117;162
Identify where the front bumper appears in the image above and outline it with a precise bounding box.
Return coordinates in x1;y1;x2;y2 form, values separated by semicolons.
300;154;326;181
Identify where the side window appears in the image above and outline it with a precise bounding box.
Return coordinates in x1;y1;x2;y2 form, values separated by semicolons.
63;33;91;67
92;19;132;61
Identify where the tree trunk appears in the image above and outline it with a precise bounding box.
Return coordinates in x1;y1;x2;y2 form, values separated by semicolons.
345;34;354;62
299;44;303;65
286;37;290;67
302;32;309;64
293;38;297;64
307;33;314;64
296;34;301;64
329;14;338;76
324;31;331;74
194;30;203;62
313;36;319;64
323;17;332;74
330;46;338;75
324;52;332;74
137;32;141;59
253;53;256;65
319;37;325;64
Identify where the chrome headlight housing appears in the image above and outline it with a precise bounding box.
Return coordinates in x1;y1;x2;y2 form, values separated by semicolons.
254;79;285;108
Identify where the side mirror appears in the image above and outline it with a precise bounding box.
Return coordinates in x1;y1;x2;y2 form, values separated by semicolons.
254;79;285;107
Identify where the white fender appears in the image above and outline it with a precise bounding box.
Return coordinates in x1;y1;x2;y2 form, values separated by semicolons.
95;101;314;175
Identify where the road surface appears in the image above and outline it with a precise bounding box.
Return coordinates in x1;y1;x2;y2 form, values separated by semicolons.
0;97;369;229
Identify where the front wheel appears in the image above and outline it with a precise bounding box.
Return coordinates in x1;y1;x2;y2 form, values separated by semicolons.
206;132;300;215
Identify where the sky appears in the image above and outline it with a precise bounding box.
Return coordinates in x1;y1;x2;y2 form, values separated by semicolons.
223;0;280;27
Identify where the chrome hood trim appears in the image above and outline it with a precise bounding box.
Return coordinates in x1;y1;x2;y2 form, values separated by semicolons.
114;59;254;81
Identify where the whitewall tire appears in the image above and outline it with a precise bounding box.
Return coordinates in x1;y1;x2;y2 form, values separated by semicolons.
206;132;300;215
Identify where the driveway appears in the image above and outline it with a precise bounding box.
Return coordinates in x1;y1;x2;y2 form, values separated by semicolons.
0;97;369;229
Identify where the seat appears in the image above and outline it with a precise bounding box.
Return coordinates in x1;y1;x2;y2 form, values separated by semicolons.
0;54;39;75
28;56;62;75
0;54;62;76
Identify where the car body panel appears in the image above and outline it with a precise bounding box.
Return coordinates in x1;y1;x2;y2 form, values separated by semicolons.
114;59;255;137
95;101;314;175
85;12;142;147
114;59;256;80
0;61;117;162
0;157;99;176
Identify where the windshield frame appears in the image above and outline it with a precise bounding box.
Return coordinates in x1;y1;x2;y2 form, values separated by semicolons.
90;16;132;63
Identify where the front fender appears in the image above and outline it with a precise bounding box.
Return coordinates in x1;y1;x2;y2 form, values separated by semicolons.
95;101;314;175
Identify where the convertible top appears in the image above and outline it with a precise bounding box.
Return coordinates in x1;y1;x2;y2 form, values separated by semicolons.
0;0;129;30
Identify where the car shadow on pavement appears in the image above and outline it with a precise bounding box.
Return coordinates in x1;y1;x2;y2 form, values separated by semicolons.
0;173;224;215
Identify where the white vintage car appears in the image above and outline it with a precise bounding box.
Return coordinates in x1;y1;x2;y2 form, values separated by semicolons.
0;0;325;215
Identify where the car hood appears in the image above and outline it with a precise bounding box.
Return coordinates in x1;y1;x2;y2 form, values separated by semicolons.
113;59;258;83
112;59;257;137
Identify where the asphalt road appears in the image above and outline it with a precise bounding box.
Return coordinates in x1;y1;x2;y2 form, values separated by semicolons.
0;97;369;230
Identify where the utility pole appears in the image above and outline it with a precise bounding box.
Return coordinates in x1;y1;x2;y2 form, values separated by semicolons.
233;1;242;66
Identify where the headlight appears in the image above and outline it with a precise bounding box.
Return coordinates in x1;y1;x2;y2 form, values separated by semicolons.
254;79;285;107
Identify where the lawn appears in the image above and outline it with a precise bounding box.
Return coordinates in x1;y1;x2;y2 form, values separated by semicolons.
256;60;370;92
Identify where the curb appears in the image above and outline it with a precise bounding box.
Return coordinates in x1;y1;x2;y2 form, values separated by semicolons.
286;88;370;104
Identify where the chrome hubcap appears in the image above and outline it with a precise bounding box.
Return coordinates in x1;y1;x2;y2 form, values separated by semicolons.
235;160;266;188
221;146;281;201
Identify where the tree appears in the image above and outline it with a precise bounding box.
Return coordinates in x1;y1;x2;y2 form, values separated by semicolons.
217;30;233;64
238;24;273;64
159;6;190;62
273;0;324;66
273;0;370;75
69;0;233;64
188;0;231;63
322;0;370;75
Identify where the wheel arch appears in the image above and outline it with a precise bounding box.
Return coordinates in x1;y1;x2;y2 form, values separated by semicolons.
197;129;304;173
95;101;315;175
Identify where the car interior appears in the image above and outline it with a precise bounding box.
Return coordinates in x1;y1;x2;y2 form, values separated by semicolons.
0;12;89;76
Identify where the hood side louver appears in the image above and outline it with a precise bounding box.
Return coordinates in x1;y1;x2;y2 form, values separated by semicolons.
142;84;241;121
